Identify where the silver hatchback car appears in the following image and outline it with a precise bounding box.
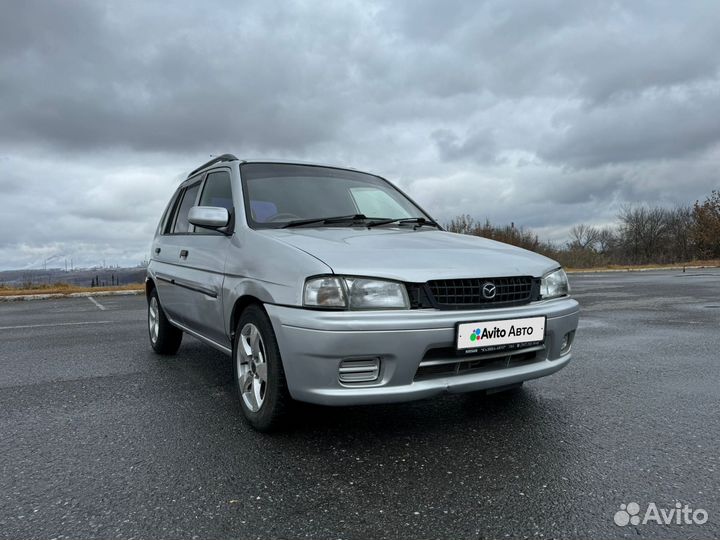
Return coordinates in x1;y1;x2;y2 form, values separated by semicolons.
146;154;580;430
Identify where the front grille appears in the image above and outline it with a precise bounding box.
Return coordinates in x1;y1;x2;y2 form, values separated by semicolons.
414;345;544;381
422;276;536;309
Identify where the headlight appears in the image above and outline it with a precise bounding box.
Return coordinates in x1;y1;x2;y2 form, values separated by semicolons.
303;276;410;310
541;268;570;299
345;278;410;309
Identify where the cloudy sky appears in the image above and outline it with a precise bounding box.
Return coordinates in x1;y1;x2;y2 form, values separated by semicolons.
2;0;720;269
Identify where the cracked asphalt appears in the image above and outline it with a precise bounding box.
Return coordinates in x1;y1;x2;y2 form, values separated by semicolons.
0;269;718;539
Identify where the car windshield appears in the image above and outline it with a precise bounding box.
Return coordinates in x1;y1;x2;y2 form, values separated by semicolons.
241;163;429;228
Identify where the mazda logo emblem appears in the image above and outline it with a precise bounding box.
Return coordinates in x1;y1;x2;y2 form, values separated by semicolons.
482;282;497;300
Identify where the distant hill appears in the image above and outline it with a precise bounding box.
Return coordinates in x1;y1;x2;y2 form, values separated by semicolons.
0;267;146;288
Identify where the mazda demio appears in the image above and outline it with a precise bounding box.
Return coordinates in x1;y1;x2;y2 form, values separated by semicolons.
146;155;580;430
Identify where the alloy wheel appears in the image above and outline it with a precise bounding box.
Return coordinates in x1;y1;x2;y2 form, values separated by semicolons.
236;323;268;412
148;296;160;344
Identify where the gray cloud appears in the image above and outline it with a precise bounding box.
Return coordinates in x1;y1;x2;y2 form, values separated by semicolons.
1;0;720;269
540;87;720;167
432;128;497;163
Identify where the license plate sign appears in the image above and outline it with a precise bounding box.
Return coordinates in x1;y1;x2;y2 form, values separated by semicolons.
456;316;546;353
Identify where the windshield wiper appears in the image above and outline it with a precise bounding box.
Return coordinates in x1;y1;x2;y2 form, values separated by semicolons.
282;214;370;228
366;217;441;229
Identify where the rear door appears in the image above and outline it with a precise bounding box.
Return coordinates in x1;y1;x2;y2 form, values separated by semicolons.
151;190;183;319
153;179;203;326
171;169;234;347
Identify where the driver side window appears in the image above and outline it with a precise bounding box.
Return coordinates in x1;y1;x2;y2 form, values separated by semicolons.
195;171;233;234
199;171;233;210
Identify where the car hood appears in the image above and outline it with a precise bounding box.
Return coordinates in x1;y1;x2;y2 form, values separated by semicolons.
262;227;558;282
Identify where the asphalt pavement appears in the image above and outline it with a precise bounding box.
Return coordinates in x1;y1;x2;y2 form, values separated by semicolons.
1;270;719;539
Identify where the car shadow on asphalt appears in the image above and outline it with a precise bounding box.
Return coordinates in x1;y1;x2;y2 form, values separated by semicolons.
281;388;548;435
174;338;570;440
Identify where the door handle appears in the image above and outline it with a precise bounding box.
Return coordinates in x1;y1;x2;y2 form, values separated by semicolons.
154;247;161;254
180;249;189;259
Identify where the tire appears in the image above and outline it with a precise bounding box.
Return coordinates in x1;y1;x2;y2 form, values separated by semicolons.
233;304;291;431
147;288;183;355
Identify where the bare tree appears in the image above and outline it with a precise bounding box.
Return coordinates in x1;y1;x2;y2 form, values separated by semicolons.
618;205;670;264
596;227;617;255
445;214;476;235
692;191;720;258
568;224;600;251
443;190;719;268
665;205;693;262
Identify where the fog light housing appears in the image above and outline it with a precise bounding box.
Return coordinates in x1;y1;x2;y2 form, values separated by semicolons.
338;358;380;383
560;331;575;355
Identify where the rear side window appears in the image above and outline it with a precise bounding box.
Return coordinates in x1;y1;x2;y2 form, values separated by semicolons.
172;182;201;234
160;190;182;235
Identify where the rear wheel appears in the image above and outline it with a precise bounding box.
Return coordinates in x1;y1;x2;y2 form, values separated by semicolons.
148;288;183;355
233;304;291;431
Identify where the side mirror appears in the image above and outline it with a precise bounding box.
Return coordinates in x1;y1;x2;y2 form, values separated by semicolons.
188;206;230;229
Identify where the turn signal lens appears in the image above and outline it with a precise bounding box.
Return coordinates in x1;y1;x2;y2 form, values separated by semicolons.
303;277;347;308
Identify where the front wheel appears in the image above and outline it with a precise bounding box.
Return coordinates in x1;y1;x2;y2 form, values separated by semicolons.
233;305;291;431
148;289;183;355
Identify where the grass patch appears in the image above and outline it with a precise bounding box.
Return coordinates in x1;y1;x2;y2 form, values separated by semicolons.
567;259;720;273
0;282;144;297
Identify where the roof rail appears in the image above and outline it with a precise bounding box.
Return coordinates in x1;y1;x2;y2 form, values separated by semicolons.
187;154;239;178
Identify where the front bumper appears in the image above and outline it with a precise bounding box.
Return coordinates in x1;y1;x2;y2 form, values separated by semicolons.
266;298;580;405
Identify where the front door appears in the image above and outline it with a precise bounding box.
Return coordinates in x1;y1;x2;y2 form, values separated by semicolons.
172;169;234;348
